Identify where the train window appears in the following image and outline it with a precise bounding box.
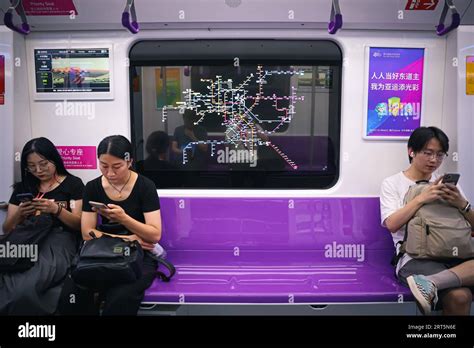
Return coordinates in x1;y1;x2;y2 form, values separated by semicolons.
129;40;342;189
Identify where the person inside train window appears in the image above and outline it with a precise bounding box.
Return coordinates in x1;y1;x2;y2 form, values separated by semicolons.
59;135;161;315
380;126;474;315
0;137;84;315
136;130;181;188
171;109;209;171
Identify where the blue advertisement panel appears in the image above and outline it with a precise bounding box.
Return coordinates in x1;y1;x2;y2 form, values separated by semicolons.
366;47;424;138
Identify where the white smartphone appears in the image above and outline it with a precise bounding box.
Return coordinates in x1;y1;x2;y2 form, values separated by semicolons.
89;201;109;209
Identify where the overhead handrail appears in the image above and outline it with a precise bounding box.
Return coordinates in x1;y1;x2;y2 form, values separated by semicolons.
436;0;460;36
328;0;342;34
3;0;30;35
122;0;139;34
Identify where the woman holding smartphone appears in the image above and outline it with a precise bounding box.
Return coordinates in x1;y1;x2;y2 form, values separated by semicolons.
59;135;161;315
0;137;84;315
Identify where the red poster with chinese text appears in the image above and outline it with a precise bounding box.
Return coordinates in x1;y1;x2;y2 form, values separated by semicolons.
56;146;97;169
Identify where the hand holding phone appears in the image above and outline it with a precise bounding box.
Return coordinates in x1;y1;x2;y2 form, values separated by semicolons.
442;173;460;186
89;201;110;210
17;196;36;218
16;193;34;203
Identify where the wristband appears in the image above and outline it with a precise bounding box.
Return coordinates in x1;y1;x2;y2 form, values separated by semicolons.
55;203;63;217
460;201;471;214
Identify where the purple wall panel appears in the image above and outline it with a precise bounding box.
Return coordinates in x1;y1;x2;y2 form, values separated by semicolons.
159;197;393;251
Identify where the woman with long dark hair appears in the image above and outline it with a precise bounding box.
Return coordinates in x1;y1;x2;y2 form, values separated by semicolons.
59;135;161;315
1;137;84;315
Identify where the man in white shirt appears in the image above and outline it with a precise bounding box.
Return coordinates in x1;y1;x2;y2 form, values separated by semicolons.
380;126;474;315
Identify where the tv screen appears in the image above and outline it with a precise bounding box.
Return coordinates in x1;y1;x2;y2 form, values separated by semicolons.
34;48;110;93
129;40;342;188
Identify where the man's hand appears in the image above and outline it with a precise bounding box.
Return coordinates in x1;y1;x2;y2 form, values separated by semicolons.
440;183;468;209
415;177;445;205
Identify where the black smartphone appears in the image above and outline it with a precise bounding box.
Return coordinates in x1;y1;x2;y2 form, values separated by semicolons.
89;201;109;209
16;193;34;203
442;173;460;185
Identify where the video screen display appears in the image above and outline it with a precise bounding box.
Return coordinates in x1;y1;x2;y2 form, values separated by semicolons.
134;63;339;188
130;39;342;188
34;48;110;93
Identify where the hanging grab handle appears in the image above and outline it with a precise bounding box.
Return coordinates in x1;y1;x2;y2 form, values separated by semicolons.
328;0;343;34
436;0;460;36
122;0;139;34
3;0;30;35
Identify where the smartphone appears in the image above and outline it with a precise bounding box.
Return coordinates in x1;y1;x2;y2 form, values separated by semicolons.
442;173;460;185
89;201;109;209
16;193;34;203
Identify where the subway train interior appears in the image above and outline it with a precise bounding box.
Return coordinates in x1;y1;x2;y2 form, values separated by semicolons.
0;0;473;320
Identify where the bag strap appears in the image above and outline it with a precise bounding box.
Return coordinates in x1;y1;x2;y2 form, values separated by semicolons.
415;179;429;184
154;257;176;282
390;218;411;267
390;242;404;267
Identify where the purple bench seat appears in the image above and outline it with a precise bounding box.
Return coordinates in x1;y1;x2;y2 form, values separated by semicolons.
144;197;413;304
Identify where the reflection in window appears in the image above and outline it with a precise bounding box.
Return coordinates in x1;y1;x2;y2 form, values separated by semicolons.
130;40;341;189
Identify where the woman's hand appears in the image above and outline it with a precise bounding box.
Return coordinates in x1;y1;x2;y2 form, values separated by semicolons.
17;201;36;218
120;234;155;251
440;183;468;209
94;204;128;224
31;198;60;215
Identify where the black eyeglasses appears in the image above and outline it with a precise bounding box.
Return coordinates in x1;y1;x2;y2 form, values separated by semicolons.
419;150;448;161
26;160;52;172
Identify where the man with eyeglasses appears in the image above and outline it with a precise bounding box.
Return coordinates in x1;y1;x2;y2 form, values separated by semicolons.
380;126;474;315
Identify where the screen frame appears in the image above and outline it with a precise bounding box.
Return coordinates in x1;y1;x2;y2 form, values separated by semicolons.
27;43;114;101
128;39;342;190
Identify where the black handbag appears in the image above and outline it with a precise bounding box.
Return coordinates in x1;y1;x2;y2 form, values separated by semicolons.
71;231;144;291
0;214;54;273
71;222;176;290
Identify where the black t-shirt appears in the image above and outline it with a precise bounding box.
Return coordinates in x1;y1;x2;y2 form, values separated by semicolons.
173;125;208;149
82;174;160;225
9;175;85;230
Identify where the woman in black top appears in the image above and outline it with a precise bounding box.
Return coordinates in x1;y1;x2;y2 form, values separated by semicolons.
59;135;161;316
1;137;84;315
